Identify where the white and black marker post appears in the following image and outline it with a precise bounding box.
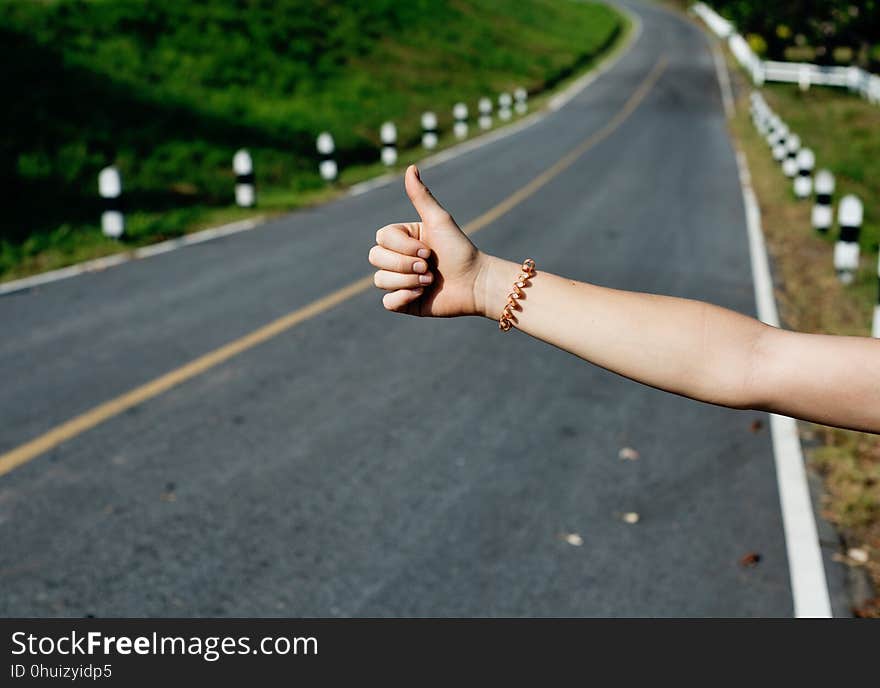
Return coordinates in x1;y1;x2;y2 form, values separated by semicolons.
811;169;834;234
453;102;468;139
514;87;528;115
233;149;255;207
316;132;337;182
763;115;778;146
771;124;788;161
834;194;863;285
98;166;124;239
759;106;773;137
751;100;765;134
380;122;397;166
793;148;814;199
782;134;800;178
873;253;880;338
478;97;493;130
750;92;768;133
498;92;512;121
421;111;438;150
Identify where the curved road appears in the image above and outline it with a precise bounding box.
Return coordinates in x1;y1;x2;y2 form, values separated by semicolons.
0;1;847;616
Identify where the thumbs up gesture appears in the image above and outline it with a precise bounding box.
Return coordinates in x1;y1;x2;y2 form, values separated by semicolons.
369;165;488;317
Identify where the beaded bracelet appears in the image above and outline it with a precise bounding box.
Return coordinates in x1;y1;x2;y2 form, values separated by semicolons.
499;258;536;332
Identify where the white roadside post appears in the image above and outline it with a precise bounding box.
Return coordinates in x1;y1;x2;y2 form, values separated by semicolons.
764;115;779;147
846;65;862;94
514;87;528;115
380;122;397;166
811;169;835;234
750;92;768;134
834;194;863;285
421;111;438;150
753;59;765;86
316;132;337;182
751;97;767;134
793;148;814;199
498;92;512;121
757;106;771;136
771;116;784;139
869;74;880;105
98;166;124;239
453;102;468;139
478;97;493;130
233;149;255;207
798;65;811;92
771;124;788;161
782;133;800;178
873;254;880;338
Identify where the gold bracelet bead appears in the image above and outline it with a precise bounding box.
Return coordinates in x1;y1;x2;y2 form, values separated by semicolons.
499;318;512;331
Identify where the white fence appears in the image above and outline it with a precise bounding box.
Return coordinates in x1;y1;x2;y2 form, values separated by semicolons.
692;3;880;104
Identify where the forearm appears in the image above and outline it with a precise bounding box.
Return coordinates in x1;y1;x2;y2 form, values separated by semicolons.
476;255;770;409
476;255;880;432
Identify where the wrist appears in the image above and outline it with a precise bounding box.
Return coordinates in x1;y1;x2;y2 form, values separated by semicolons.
473;254;521;320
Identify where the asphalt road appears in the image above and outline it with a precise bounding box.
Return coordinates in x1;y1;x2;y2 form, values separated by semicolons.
0;2;846;616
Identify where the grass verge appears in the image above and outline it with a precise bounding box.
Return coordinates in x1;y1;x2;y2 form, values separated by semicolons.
1;0;628;283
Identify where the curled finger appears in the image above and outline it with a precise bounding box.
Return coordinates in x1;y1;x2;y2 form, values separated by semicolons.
382;288;424;312
376;224;430;259
374;270;432;291
368;245;429;274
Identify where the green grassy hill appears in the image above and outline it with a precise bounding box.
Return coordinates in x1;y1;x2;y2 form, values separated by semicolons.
0;0;622;279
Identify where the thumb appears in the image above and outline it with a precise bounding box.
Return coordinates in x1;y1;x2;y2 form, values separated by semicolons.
405;165;448;223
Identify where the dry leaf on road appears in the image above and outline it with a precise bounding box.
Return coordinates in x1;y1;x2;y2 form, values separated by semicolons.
618;447;640;461
739;552;762;567
561;533;584;546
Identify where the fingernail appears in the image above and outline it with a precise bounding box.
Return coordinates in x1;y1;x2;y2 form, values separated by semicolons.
413;287;424;295
413;261;427;273
417;248;430;259
419;273;432;285
413;165;421;181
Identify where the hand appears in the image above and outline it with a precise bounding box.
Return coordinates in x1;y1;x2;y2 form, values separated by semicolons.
369;165;489;317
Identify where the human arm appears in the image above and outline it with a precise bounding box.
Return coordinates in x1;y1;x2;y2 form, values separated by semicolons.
368;166;880;433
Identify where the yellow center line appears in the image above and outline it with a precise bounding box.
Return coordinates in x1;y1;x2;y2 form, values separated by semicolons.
0;56;668;478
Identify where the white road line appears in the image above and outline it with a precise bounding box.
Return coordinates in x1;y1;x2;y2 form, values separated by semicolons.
735;151;832;618
711;41;736;118
0;218;262;296
699;1;831;617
